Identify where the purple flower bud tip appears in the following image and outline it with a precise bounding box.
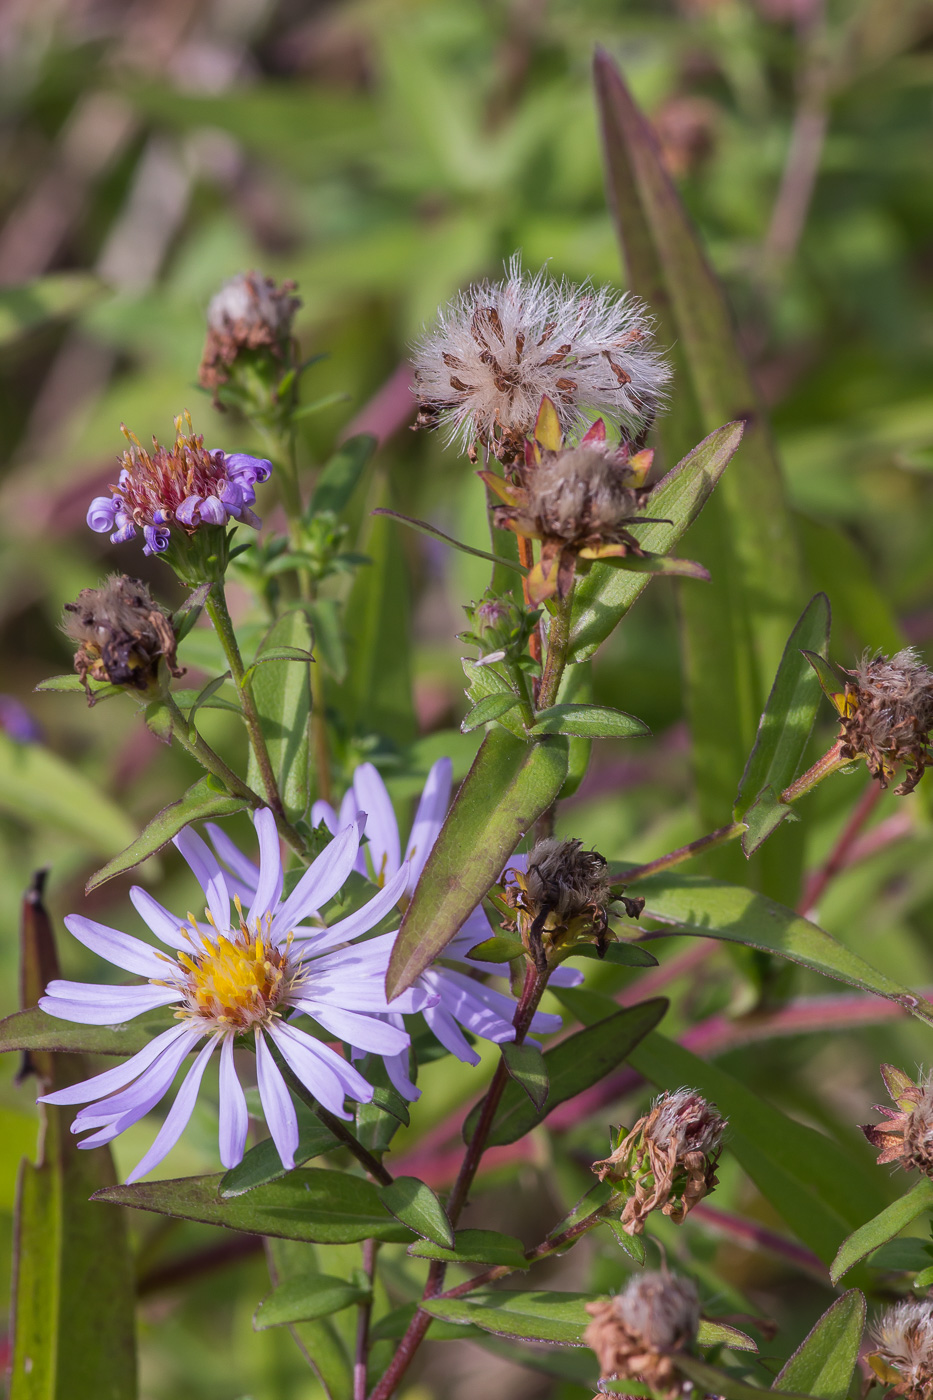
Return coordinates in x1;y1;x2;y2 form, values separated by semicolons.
0;695;42;744
87;497;119;533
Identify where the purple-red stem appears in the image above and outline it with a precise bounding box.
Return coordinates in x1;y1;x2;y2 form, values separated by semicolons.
354;1239;378;1400
798;779;883;915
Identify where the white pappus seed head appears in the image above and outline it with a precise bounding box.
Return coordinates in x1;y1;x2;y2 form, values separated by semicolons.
649;1087;727;1158
411;254;670;454
871;1300;933;1399
612;1272;701;1353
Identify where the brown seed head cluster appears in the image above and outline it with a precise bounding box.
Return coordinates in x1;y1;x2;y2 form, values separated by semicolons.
584;1271;700;1398
838;649;933;795
504;837;643;971
868;1300;933;1400
63;575;181;701
861;1065;933;1177
593;1087;726;1233
199;270;301;397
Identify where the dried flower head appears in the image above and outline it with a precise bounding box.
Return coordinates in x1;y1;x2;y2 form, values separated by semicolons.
861;1065;933;1177
412;254;670;462
503;836;644;971
593;1087;726;1233
868;1300;933;1400
62;575;182;701
584;1271;700;1398
86;412;271;558
486;407;660;602
836;649;933;795
199;271;301;398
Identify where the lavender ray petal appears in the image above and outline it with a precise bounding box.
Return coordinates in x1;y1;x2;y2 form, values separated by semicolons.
70;1025;204;1125
272;817;364;935
63;913;172;978
129;887;192;950
383;1048;421;1101
124;1037;219;1184
246;808;285;925
352;763;401;882
423;1003;481;1064
255;1031;299;1170
39;983;180;1024
291;861;410;957
39;1022;195;1106
268;1021;372;1116
299;1003;410;1056
174;826;231;929
218;1034;249;1169
203;822;259;897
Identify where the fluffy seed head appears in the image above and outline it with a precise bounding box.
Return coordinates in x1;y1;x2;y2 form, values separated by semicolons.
63;574;181;700
199;270;301;395
594;1087;726;1233
584;1271;700;1397
412;255;670;461
869;1300;933;1400
838;649;933;794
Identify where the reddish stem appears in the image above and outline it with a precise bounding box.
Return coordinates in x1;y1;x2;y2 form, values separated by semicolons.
798;779;883;915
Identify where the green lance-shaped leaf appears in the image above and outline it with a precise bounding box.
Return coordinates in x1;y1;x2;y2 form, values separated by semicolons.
254;1273;371;1330
676;1356;812;1400
568;422;745;663
86;775;248;892
830;1178;933;1283
379;1177;454;1248
9;874;137;1400
246;610;312;821
408;1229;529;1268
220;1122;340;1198
774;1290;866;1400
421;1289;593;1346
0;272;104;345
309;433;377;517
93;1169;414;1246
528;703;650;740
697;1320;758;1353
627;1031;887;1264
594;49;806;850
462;999;668;1148
0;1004;173;1058
502;1040;549;1111
637;872;933;1025
0;731;137;856
734;593;831;855
265;1239;353;1400
386;728;569;998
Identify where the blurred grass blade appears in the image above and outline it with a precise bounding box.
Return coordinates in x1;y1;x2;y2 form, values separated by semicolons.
830;1179;933;1283
735;593;831;854
9;874;136;1400
253;1274;370;1330
774;1290;866;1400
0;732;137;855
309;434;376;517
594;50;805;851
385;729;569;999
246;610;312;821
265;1240;352;1400
0;273;103;346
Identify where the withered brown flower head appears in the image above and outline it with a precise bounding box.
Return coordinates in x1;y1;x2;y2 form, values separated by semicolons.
199;270;301;397
62;575;182;702
593;1087;726;1234
503;837;644;972
584;1271;700;1398
838;649;933;795
868;1300;933;1400
861;1065;933;1177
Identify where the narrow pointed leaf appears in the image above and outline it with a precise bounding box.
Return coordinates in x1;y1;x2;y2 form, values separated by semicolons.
677;1356;811;1400
463;999;668;1147
774;1291;866;1400
421;1290;592;1346
86;775;248;892
379;1177;454;1248
502;1041;549;1110
568;422;745;662
93;1170;414;1245
408;1228;528;1267
529;703;650;739
373;507;526;575
830;1179;933;1283
220;1123;340;1197
638;873;933;1024
0;1004;173;1057
697;1320;758;1353
253;1274;370;1330
802;650;851;713
35;674;121;702
309;434;376;516
386;729;568;998
245;610;312;821
461;693;522;732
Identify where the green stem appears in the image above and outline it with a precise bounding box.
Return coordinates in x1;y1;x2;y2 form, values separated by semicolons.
204;584;284;816
536;591;572;711
161;694;263;807
437;1205;609;1301
780;740;849;804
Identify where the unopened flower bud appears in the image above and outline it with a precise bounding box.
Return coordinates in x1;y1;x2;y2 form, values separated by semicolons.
861;1065;933;1177
459;591;540;664
868;1300;933;1400
584;1271;700;1398
837;649;933;795
62;575;182;702
199;270;301;398
503;837;643;972
593;1087;726;1234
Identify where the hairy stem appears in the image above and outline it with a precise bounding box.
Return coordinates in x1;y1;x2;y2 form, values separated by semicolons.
621;822;745;883
780;740;849;804
536;592;572;711
436;1205;608;1301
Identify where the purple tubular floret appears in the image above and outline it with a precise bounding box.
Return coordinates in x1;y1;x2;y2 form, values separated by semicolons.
87;496;120;533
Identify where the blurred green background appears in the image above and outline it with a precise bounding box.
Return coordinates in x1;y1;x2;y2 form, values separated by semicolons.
1;0;932;1396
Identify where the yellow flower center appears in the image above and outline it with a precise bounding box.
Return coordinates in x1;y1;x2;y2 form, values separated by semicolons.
171;907;298;1031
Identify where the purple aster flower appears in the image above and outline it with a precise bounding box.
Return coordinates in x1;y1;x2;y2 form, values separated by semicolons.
39;810;431;1182
210;759;576;1101
86;411;272;554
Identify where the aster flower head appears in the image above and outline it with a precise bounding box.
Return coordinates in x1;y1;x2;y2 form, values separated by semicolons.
584;1271;700;1398
39;810;431;1182
86;411;271;568
832;649;933;795
593;1087;727;1234
868;1300;933;1400
199;270;301;400
412;254;670;464
503;835;644;972
861;1064;933;1176
208;757;570;1101
62;574;182;702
